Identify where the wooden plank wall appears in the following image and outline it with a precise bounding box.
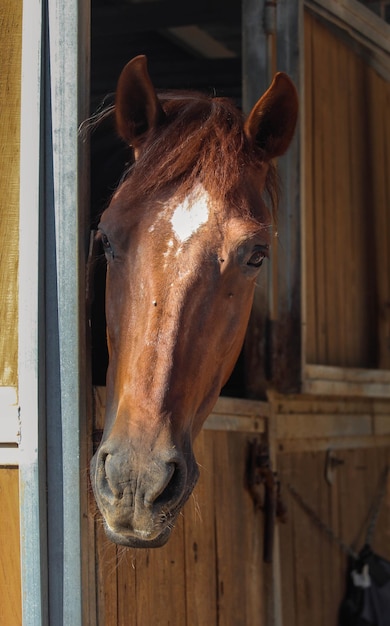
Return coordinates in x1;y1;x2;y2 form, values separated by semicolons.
0;468;22;625
0;0;22;387
278;446;390;626
304;11;390;370
90;393;268;626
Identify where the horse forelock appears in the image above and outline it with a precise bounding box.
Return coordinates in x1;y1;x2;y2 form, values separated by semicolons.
134;92;278;216
91;91;279;223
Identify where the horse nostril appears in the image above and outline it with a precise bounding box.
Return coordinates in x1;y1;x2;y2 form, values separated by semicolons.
148;462;184;508
98;450;123;500
94;445;188;513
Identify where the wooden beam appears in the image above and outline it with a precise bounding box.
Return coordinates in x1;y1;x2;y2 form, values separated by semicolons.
271;0;303;392
277;414;372;440
269;388;390;450
94;387;269;434
277;434;390;453
303;364;390;397
242;0;272;397
306;0;390;55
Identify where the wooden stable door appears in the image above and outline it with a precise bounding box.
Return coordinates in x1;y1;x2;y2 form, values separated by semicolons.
89;390;390;626
304;11;390;371
89;390;270;626
278;446;390;626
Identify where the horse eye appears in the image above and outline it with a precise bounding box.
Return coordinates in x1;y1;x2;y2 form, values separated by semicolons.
100;232;114;258
247;248;266;268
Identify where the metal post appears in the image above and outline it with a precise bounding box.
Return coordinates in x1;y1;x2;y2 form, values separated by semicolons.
273;0;303;391
19;0;89;623
44;0;88;623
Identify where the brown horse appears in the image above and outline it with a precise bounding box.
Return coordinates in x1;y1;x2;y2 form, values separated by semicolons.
90;55;298;547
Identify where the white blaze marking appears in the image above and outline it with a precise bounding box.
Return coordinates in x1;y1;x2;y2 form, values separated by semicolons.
171;187;210;243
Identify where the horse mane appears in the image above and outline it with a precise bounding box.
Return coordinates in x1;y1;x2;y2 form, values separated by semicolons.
85;90;280;220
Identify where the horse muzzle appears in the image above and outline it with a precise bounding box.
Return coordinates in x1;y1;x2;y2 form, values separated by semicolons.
90;440;199;547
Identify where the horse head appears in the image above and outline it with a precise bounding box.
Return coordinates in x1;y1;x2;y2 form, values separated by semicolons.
90;55;298;547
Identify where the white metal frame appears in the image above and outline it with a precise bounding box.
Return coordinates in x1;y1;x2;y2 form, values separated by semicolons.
18;0;47;623
0;387;20;464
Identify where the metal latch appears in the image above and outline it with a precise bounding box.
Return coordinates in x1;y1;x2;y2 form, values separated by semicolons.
246;439;286;563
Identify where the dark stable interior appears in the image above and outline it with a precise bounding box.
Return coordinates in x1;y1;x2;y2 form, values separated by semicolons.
90;0;247;396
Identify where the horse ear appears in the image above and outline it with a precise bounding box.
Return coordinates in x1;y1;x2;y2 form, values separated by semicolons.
115;55;166;146
244;72;298;159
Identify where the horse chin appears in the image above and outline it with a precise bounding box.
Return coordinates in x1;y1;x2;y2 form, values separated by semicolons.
100;481;198;548
103;521;174;549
